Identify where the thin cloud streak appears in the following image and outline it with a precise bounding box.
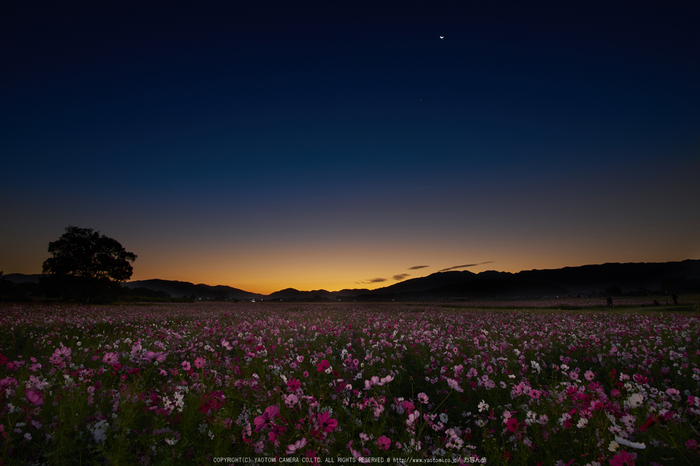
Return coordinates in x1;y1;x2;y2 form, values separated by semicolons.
393;274;410;281
356;277;387;285
409;265;429;270
438;261;494;272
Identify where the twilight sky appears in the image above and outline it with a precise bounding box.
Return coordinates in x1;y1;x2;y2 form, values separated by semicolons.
2;1;699;294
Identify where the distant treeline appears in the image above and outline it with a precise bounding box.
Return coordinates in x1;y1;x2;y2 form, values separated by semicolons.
0;273;194;303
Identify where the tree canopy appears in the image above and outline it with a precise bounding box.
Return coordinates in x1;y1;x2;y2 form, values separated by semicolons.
42;226;137;302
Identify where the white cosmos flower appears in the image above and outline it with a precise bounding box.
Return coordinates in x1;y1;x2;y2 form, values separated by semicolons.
615;435;646;449
626;393;644;409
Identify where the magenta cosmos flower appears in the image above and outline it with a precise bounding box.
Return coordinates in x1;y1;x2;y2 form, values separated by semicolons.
609;450;637;466
317;411;337;433
377;435;391;450
287;378;301;391
254;405;280;432
317;359;330;372
194;357;205;369
506;418;519;433
26;389;43;406
144;351;166;363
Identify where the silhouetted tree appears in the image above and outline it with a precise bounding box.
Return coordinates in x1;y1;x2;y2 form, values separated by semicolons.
42;226;137;303
0;272;13;300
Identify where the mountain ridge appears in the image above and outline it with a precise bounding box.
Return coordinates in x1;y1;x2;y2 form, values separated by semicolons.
4;259;699;300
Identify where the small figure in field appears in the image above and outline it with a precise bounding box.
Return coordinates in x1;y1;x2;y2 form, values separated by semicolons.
673;294;679;306
607;296;613;308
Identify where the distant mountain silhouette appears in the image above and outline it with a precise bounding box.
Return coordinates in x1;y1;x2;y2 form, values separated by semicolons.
513;261;700;294
267;288;337;301
372;270;478;294
358;260;700;299
3;273;44;284
4;259;699;301
266;288;378;301
350;276;569;301
123;279;263;300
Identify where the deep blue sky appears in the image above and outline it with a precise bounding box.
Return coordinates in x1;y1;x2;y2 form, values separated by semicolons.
2;1;699;293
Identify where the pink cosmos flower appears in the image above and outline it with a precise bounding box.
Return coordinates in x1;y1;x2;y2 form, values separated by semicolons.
286;437;307;455
284;394;299;408
506;418;519;433
609;450;637;466
182;361;191;371
254;405;280;432
666;388;681;401
194;357;205;369
382;374;394;385
406;410;420;428
26;389;43;406
417;392;429;404
584;370;595;381
317;411;338;433
317;360;330;372
446;378;464;392
287;378;301;391
102;352;118;365
377;435;391;450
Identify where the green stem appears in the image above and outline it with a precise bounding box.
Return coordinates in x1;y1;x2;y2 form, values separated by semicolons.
658;428;694;466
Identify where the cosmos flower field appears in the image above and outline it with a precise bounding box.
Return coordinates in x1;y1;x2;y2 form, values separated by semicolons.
1;302;699;465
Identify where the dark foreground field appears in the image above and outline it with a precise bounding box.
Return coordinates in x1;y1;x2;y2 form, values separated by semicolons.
1;301;699;465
